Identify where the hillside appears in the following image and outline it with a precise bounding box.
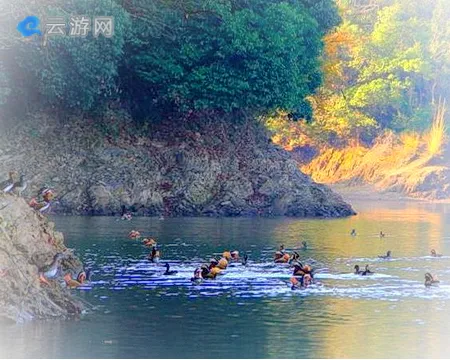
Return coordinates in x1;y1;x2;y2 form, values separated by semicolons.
0;112;355;218
300;132;450;200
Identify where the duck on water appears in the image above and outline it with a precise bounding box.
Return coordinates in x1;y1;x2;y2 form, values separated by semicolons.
378;251;392;259
354;264;373;276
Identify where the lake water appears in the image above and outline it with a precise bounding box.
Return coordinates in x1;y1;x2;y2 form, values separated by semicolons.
1;200;450;358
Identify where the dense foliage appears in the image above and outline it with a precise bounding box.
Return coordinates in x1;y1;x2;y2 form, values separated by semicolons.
0;0;339;120
310;0;450;143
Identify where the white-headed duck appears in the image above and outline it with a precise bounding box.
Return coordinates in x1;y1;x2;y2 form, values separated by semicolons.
425;273;440;287
230;250;239;260
378;250;391;259
191;268;203;283
380;231;386;238
209;258;219;270
431;249;443;257
351;229;357;236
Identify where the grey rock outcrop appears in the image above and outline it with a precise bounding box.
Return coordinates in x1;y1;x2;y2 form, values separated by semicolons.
0;193;83;323
0;112;355;217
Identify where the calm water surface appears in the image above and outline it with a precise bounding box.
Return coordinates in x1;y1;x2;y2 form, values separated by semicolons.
2;200;450;358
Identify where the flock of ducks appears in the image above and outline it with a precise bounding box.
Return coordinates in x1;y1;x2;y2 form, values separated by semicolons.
1;168;444;291
350;228;442;287
128;233;315;290
1;171;81;287
0;171;55;213
129;229;443;289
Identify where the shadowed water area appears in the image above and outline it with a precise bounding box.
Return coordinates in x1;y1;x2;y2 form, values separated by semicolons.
1;200;450;358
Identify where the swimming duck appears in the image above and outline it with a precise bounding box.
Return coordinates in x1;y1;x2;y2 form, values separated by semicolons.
129;230;141;240
191;268;203;283
143;238;157;247
379;231;385;238
230;250;239;260
293;263;305;276
1;171;17;193
290;276;301;290
289;251;300;263
378;250;391;259
301;241;308;250
424;272;440;287
351;229;357;236
75;269;91;284
209;258;219;270
274;252;291;263
362;264;373;275
148;246;161;263
202;264;220;279
38;253;65;285
11;175;27;196
217;257;228;270
293;263;313;278
290;274;312;290
354;264;373;275
431;249;443;257
163;263;178;275
242;254;248;266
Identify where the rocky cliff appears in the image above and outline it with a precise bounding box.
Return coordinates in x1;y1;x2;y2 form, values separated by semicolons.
0;193;83;323
0;111;355;217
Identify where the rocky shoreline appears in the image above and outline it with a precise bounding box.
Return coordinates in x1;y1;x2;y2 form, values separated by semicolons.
0;193;84;323
0;111;355;218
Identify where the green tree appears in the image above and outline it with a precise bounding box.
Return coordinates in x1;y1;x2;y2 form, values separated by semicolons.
3;0;130;112
311;0;450;143
120;0;339;120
